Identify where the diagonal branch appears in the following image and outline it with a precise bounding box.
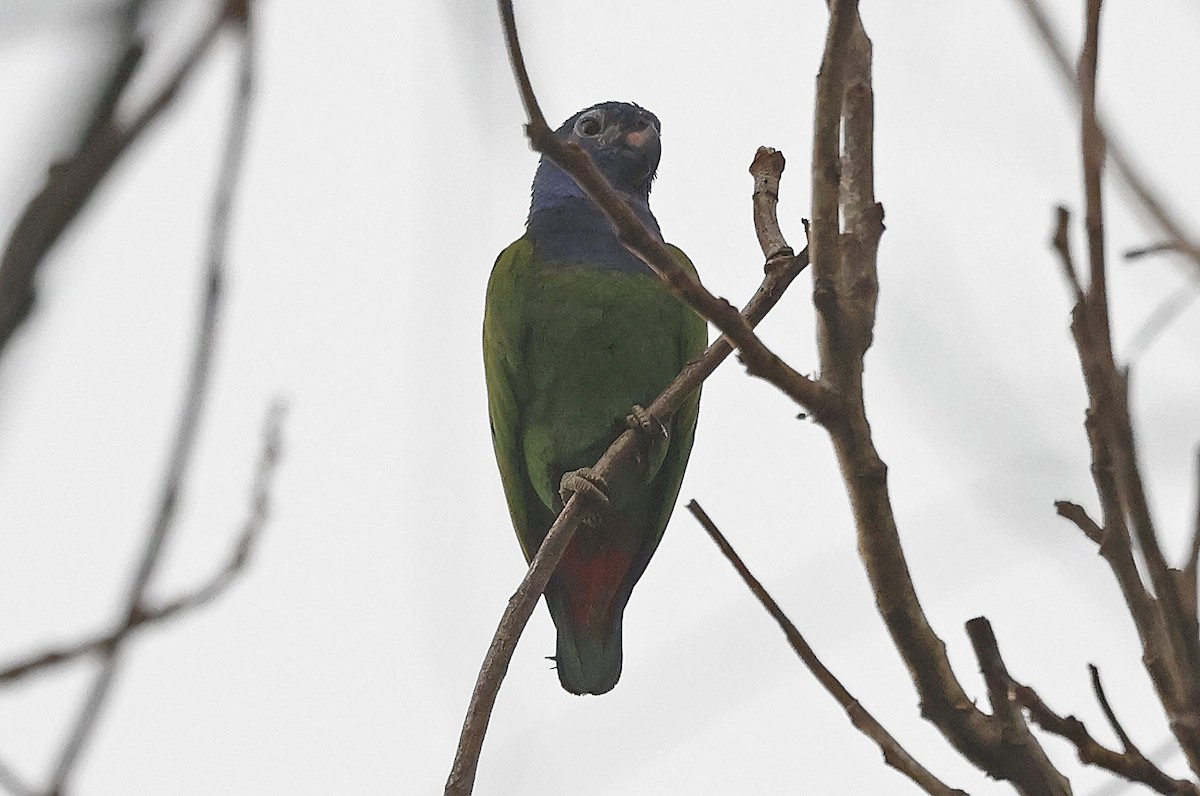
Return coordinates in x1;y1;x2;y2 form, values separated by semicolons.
0;758;32;796
0;3;229;363
445;151;811;796
1089;663;1138;756
494;0;833;424
0;400;284;686
1054;500;1104;545
1125;284;1198;364
42;5;257;791
689;501;967;796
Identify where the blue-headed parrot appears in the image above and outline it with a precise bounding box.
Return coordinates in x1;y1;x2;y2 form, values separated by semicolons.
483;102;707;695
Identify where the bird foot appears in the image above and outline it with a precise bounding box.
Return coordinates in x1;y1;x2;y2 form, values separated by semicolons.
559;468;610;516
625;404;668;460
627;404;668;442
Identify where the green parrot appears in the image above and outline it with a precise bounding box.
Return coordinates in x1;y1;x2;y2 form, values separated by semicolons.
483;101;707;695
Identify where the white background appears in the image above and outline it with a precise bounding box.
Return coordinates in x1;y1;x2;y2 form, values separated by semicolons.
1;0;1198;793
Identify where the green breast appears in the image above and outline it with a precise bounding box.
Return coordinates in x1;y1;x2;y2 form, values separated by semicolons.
519;261;692;512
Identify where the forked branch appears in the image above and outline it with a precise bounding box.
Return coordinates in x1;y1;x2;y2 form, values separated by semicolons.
1013;670;1200;795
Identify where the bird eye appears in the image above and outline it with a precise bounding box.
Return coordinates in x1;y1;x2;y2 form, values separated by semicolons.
575;113;603;137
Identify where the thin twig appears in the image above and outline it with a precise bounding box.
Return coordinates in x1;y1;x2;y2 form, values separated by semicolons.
43;6;256;791
1125;285;1197;364
493;0;833;424
1125;242;1183;261
0;4;228;363
445;159;811;796
750;147;795;264
1013;679;1200;795
77;6;143;152
1052;211;1155;618
1055;500;1104;545
1052;205;1085;305
0;400;284;686
689;501;967;796
1014;0;1200;275
1089;664;1137;755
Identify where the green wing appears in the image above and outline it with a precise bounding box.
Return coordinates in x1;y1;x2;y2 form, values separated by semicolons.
483;237;553;560
646;243;708;549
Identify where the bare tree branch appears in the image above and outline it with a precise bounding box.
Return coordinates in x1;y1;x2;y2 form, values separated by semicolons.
1178;445;1200;666
1055;500;1104;545
1051;206;1086;306
0;4;230;363
1014;0;1200;275
1125;242;1184;261
41;5;257;791
966;618;1073;794
445;145;810;796
750;147;796;264
1088;664;1137;757
77;4;143;152
0;400;284;686
689;501;967;796
1125;285;1198;364
808;4;1076;793
1012;674;1200;795
1038;0;1200;774
1052;208;1156;617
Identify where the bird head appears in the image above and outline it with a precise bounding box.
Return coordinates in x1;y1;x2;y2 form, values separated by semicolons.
531;102;662;210
556;102;661;198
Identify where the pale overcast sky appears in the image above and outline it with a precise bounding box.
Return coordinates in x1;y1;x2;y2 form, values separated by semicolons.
1;1;1198;793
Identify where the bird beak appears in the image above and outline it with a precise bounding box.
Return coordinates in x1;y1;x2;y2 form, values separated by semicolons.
623;125;657;150
597;121;658;151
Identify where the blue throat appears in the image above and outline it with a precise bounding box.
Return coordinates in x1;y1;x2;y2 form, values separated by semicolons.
527;160;661;276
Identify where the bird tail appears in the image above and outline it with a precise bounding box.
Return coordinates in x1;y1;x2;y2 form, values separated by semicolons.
542;529;637;695
546;593;623;695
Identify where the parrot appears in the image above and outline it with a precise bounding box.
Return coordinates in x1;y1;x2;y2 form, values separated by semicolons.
483;101;707;695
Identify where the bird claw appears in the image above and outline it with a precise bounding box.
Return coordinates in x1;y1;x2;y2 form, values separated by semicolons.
626;404;667;442
559;468;610;513
625;405;668;465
